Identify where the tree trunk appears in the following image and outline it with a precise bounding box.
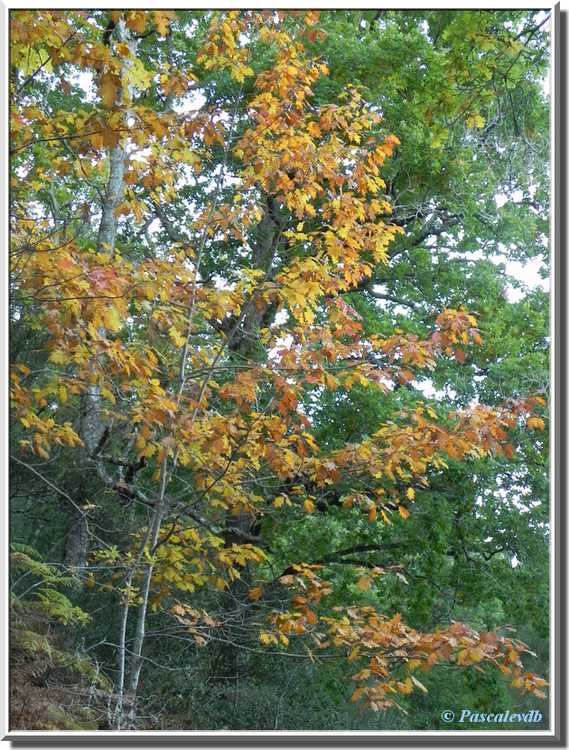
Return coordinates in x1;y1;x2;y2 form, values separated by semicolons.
62;511;88;571
120;472;169;729
62;24;126;575
97;146;125;253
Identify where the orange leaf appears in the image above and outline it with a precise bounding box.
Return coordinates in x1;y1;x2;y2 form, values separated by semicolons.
247;586;263;601
351;687;365;702
126;10;147;33
527;417;545;430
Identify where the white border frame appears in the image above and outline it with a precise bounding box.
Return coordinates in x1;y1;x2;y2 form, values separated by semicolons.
1;2;562;744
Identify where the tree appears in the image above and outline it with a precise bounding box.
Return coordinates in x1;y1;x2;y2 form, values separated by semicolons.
10;10;549;729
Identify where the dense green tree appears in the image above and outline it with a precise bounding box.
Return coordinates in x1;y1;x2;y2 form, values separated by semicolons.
9;9;549;731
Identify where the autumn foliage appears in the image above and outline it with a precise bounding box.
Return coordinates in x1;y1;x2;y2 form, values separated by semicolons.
10;9;547;728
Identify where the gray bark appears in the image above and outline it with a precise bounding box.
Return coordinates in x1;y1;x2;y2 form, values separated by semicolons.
62;22;126;574
62;511;89;571
63;147;124;574
97;146;125;253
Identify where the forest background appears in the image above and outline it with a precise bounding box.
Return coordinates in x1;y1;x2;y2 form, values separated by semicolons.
8;8;551;732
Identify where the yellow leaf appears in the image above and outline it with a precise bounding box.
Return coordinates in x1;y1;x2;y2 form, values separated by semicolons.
431;128;448;149
82;502;97;511
139;442;155;458
104;307;122;332
303;499;315;513
126;58;154;92
356;576;371;591
169;326;186;348
14;46;53;76
457;649;469;665
99;72;121;108
368;505;377;522
307;121;321;138
58;385;67;404
466;113;485;129
154;10;177;36
179;148;200;166
116;42;130;57
406;487;415;501
398;506;410;520
101;387;116;404
49;350;68;365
